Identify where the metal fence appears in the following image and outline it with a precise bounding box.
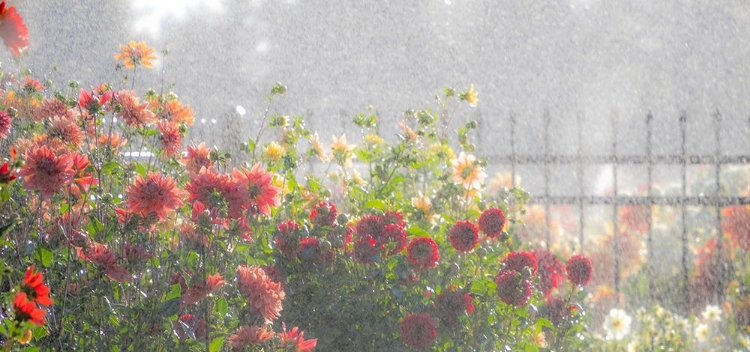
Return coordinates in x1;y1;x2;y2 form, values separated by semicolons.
480;111;750;307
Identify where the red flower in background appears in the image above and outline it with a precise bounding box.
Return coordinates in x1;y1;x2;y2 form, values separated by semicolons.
124;172;185;221
13;292;45;326
478;207;505;238
0;1;29;57
310;201;337;227
400;313;437;349
381;211;405;228
172;314;207;341
22;265;53;306
722;205;750;251
275;220;300;258
566;254;593;286
0;110;10;139
298;237;332;265
448;220;478;253
0;161;15;184
501;251;538;277
495;270;532;306
407;237;439;270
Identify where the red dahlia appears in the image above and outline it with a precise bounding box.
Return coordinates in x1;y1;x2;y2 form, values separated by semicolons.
501;251;538;277
13;292;45;326
381;223;407;256
298;237;332;265
478;207;506;238
495;270;532;306
566;254;592;286
407;237;439;270
381;211;405;227
400;313;437;349
22;265;53;306
353;235;379;264
535;250;565;298
448;220;478;253
356;215;383;239
435;289;474;325
310;201;337;227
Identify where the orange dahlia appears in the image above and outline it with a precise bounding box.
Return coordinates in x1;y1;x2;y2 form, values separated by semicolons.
18;145;74;199
113;40;157;69
114;90;156;127
13;293;45;326
236;265;285;324
227;325;274;348
21;265;53;306
124;172;185;221
35;97;74;121
159;99;194;126
230;164;281;217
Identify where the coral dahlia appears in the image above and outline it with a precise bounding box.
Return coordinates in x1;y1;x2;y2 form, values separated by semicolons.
0;110;10;139
124;172;185;221
230;164;280;217
19;145;74;199
227;325;274;348
236;265;285;324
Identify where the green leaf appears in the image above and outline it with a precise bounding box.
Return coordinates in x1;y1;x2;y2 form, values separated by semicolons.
406;226;430;238
364;199;386;211
165;284;181;301
215;296;228;318
209;337;224;352
35;248;53;268
101;161;120;174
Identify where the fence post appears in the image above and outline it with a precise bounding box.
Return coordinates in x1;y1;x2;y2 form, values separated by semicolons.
714;111;723;303
612;113;620;295
679;113;689;309
577;112;585;254
646;113;654;303
543;110;551;250
510;112;517;188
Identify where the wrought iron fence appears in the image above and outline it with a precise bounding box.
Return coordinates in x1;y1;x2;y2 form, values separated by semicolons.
479;111;750;307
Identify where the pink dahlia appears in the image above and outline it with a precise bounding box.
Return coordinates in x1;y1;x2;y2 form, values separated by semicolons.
236;265;285;324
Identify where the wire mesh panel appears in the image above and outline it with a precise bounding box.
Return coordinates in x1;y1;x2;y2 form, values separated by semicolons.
485;111;750;309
